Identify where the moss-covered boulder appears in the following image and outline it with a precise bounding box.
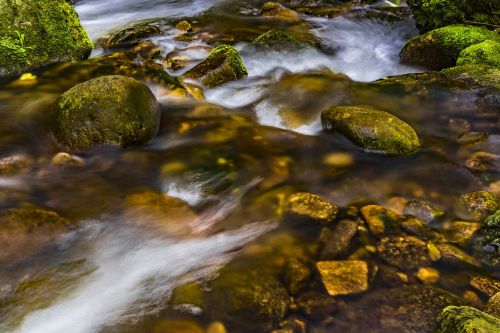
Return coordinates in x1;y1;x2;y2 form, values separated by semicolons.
252;30;305;51
321;106;421;155
182;45;247;88
471;210;500;268
400;25;500;70
406;0;499;33
434;306;500;333
51;75;160;150
0;0;93;77
206;266;290;332
457;40;500;67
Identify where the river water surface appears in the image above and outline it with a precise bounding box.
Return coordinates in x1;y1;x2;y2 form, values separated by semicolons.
0;1;498;333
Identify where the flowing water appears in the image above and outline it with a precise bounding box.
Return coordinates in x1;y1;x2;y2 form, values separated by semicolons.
0;1;498;333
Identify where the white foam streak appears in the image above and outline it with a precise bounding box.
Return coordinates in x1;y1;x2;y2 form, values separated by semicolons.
12;221;274;333
75;0;221;40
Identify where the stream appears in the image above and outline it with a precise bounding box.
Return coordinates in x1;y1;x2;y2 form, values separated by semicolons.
0;1;498;333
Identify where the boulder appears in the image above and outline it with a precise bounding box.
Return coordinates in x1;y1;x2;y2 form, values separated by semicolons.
400;25;500;70
442;65;500;90
103;24;161;48
457;40;500;67
182;45;247;87
434;306;500;333
406;0;499;32
0;0;93;77
51;75;160;150
321;106;420;155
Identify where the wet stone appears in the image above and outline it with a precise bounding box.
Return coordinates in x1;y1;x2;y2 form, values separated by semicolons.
51;152;85;168
403;199;444;223
104;24;162;48
295;290;342;320
434;306;500;333
376;236;431;271
401;217;445;242
260;2;301;22
0;155;33;176
444;221;481;246
286;192;338;223
416;267;440;285
316;260;369;297
455;191;498;222
436;243;480;267
470;276;500;298
318;219;358;259
282;258;311;295
484;292;500;318
360;205;404;237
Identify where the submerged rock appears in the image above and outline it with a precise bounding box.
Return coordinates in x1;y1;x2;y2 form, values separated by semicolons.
400;25;500;70
332;286;462;333
260;2;301;22
51;75;160;150
457;40;500;68
286;192;338;223
321;106;421;155
316;260;369;297
360;205;405;237
484;292;500;317
471;210;500;267
404;199;445;224
252;30;304;50
103;24;161;48
182;45;247;87
318;219;359;259
206;266;290;332
434;306;500;333
406;0;499;33
0;206;70;262
377;236;431;271
0;0;93;77
0;155;33;176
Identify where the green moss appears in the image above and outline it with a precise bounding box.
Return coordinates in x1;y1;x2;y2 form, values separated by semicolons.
457;40;500;67
0;0;93;77
400;25;500;70
182;45;248;87
483;210;500;228
407;0;498;32
435;306;500;333
456;191;498;221
253;30;305;50
321;106;421;155
52;75;160;150
442;64;500;89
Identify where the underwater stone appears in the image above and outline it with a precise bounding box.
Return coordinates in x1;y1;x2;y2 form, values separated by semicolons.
252;30;305;50
286;192;338;223
316;260;368;296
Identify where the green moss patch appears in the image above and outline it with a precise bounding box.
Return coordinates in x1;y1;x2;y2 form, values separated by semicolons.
457;40;500;67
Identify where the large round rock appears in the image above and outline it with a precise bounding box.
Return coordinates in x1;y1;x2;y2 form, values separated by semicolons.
52;75;160;150
321;105;421;155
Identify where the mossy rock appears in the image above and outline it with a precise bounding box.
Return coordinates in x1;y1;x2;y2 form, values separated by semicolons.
360;205;405;237
252;30;305;51
434;306;500;333
455;191;498;221
182;45;248;87
206;266;290;332
457;40;500;67
441;64;500;90
0;206;70;262
0;0;93;77
407;0;499;33
400;25;500;70
103;24;161;48
51;75;160;150
376;236;432;272
471;210;500;268
321;105;421;155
